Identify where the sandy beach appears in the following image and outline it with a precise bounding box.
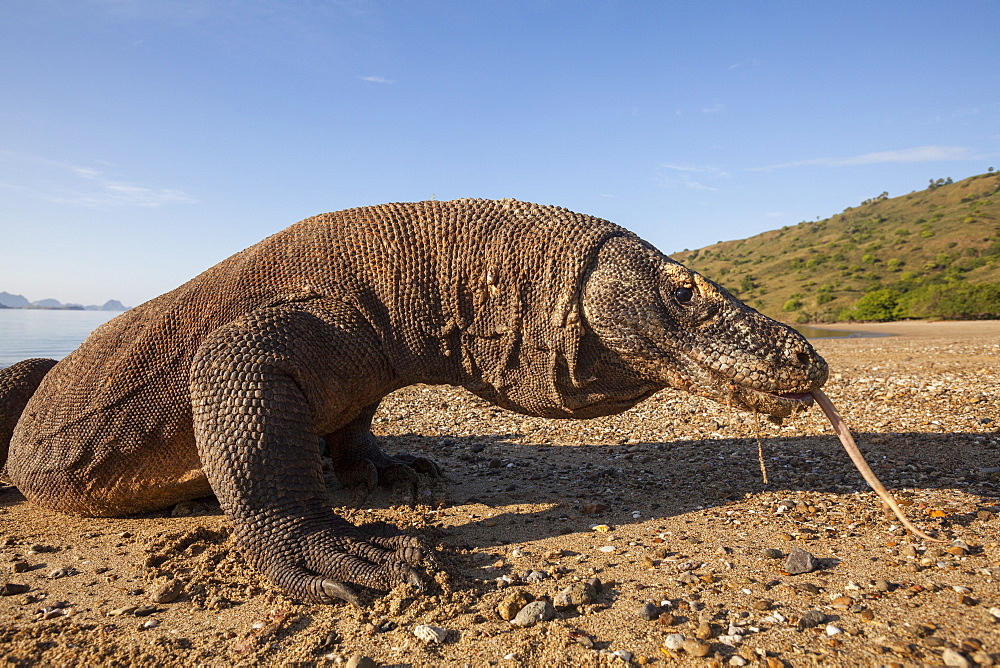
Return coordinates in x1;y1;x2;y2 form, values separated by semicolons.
1;320;998;666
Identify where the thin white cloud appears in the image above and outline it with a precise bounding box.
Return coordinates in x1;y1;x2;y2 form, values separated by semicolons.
0;151;197;207
749;145;983;172
656;163;728;191
360;75;395;84
701;103;725;114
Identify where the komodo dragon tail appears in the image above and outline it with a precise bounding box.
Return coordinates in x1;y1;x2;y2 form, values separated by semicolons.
0;358;58;469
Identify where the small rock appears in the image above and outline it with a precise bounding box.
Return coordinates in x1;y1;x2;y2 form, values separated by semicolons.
942;648;971;668
10;561;29;574
972;650;994;666
525;570;547;583
761;548;783;559
611;649;633;662
553;581;597;609
783;547;818;574
682;638;711;657
133;605;158;617
149;578;184;604
663;633;685;651
497;589;534;621
345;656;376;668
510;600;554;627
108;605;138;616
584;577;602;593
729;656;748;666
413;624;448;644
874;579;891;592
831;596;853;610
825;624;842;636
142;619;161;629
752;599;773;611
797;609;827;629
718;634;742;647
695;621;713;640
0;582;31;596
639;602;659;621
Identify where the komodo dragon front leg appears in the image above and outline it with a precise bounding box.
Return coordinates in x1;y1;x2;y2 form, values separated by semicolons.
190;301;429;604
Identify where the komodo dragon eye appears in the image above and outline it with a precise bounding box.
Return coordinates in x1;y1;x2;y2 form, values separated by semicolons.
673;285;694;305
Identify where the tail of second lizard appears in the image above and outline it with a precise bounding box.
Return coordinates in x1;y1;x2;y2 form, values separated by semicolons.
0;358;58;469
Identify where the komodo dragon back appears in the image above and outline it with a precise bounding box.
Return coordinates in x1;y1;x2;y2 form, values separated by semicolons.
1;199;828;604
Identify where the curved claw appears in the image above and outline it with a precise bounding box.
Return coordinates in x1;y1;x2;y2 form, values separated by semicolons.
394;454;443;478
321;579;361;606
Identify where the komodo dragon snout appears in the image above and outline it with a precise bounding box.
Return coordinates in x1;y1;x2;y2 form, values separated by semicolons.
581;235;828;418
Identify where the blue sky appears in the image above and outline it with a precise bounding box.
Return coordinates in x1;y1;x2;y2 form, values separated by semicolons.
2;1;998;306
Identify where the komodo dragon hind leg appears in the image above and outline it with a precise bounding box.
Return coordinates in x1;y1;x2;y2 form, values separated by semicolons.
324;400;443;506
0;358;58;467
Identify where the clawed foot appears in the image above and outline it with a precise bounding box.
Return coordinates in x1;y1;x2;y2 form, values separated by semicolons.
249;516;435;605
333;450;444;505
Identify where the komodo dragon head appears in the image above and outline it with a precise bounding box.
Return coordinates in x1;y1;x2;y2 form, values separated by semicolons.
580;235;828;418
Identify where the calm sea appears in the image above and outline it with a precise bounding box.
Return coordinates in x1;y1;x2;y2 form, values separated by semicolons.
0;309;119;368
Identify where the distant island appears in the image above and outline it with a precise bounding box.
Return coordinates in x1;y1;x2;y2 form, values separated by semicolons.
0;291;129;311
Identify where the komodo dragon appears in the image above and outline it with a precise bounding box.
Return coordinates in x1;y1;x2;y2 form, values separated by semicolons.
0;199;828;604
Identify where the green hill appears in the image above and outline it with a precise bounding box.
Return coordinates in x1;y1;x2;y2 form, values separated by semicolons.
672;170;1000;322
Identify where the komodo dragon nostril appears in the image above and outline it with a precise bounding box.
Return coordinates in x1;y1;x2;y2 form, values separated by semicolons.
796;351;811;365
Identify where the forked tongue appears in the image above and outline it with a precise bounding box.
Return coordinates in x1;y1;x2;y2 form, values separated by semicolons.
811;388;944;543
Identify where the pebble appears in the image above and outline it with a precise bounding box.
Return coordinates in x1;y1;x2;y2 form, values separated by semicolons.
0;582;31;596
729;657;748;666
149;579;184;604
761;548;784;559
825;624;842;636
797;609;827;629
682;638;711;657
717;634;742;646
694;621;713;640
783;547;818;574
108;605;138;616
677;572;698;585
663;634;686;651
345;656;376;668
497;590;533;621
510;600;554;627
413;624;448;644
874;579;891;592
752;599;773;611
831;596;853;610
10;562;29;574
142;619;161;629
525;570;547;583
610;649;633;662
638;602;659;620
942;648;971;668
553;581;597;609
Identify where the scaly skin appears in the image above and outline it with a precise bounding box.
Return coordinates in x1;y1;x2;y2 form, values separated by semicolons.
0;199;827;603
